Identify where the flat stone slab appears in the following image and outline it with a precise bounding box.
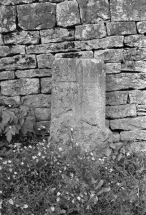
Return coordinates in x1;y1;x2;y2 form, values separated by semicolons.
51;58;108;151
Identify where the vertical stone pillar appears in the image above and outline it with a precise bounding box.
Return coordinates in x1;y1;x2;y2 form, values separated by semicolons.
51;58;108;151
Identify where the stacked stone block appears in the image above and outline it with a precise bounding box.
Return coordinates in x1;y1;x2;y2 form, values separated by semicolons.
0;0;146;144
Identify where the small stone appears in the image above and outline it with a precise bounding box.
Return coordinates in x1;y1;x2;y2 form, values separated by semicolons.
35;108;51;121
56;0;80;27
121;61;146;72
124;35;146;47
94;49;123;63
55;51;93;59
75;23;106;40
40;28;75;43
0;45;25;57
106;104;136;119
105;63;121;74
4;31;40;45
22;94;51;107
0;71;14;80
107;21;137;35
129;90;146;104
37;54;54;68
41;77;52;93
106;91;128;106
17;3;56;30
0;6;16;32
15;69;52;78
121;131;146;142
1;78;39;96
137;21;146;34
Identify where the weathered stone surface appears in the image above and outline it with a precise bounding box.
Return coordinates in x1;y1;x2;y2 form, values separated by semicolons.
129;90;146;104
106;119;110;127
106;91;128;106
75;23;106;40
110;116;146;131
106;73;146;91
17;3;56;30
37;54;54;68
51;58;107;151
40;28;75;43
0;34;3;45
56;0;80;27
0;71;14;80
121;130;146;141
41;77;52;93
105;63;121;74
22;94;51;107
40;0;64;2
80;36;123;50
106;104;136;119
0;96;20;106
121;61;146;72
77;0;110;23
26;41;81;54
94;49;123;63
0;55;36;70
137;21;146;34
15;69;52;78
124;35;146;47
0;45;25;57
110;0;146;21
137;105;146;116
4;31;40;45
1;78;39;96
0;6;16;32
112;132;120;143
0;0;33;5
123;48;146;61
55;51;93;59
107;22;136;35
35;108;51;121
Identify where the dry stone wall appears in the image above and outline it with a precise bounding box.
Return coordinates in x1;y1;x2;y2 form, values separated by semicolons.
1;0;146;144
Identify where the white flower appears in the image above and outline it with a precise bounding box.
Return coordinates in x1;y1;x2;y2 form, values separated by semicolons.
0;191;2;194
3;161;7;164
58;147;63;151
8;199;14;205
56;197;60;202
77;196;81;201
50;206;55;211
57;192;61;196
8;160;11;163
23;204;28;209
38;152;41;156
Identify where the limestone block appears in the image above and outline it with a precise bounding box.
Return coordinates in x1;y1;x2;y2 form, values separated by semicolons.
121;61;146;73
106;73;146;91
123;48;146;61
77;0;110;23
107;22;136;35
0;6;16;32
105;63;121;74
0;55;36;70
137;105;146;116
0;0;33;5
17;3;56;30
37;54;54;68
129;90;146;104
137;21;146;34
22;94;51;108
112;132;120;143
106;91;128;106
94;49;123;63
110;0;146;21
51;58;107;151
0;96;20;106
110;116;146;131
15;69;52;78
0;71;14;80
75;23;106;40
35;108;51;121
0;45;25;57
121;130;146;142
0;34;3;45
40;28;74;43
55;51;93;59
106;104;136;119
124;35;146;47
4;31;40;45
1;78;39;96
56;0;80;27
41;77;52;94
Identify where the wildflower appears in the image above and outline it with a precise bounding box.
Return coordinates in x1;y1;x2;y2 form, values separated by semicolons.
0;191;2;194
21;162;24;165
32;156;37;159
57;192;61;196
50;206;55;211
38;152;41;156
59;147;63;151
56;197;60;202
77;196;81;201
23;204;28;209
8;199;14;205
71;128;73;131
9;168;13;172
3;161;7;164
8;160;11;163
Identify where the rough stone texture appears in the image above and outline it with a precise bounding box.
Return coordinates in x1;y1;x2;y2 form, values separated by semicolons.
137;105;146;116
124;35;146;48
75;23;106;40
40;28;75;43
121;130;146;142
55;51;93;59
105;63;121;74
77;0;110;23
94;49;123;63
0;55;36;70
0;71;14;80
37;54;54;68
22;94;51;108
0;96;20;106
56;0;80;27
0;45;25;57
106;73;146;92
0;34;4;45
41;77;52;93
0;0;33;5
110;0;146;21
121;61;146;73
129;90;146;104
137;21;146;34
106;91;128;106
112;132;120;143
123;48;146;61
4;31;40;45
110;116;146;131
51;58;108;151
35;108;51;121
15;69;52;78
0;6;16;32
107;22;137;35
106;104;136;119
1;78;39;96
17;3;56;30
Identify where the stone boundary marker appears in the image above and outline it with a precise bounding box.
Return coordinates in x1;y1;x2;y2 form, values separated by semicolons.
51;58;109;151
